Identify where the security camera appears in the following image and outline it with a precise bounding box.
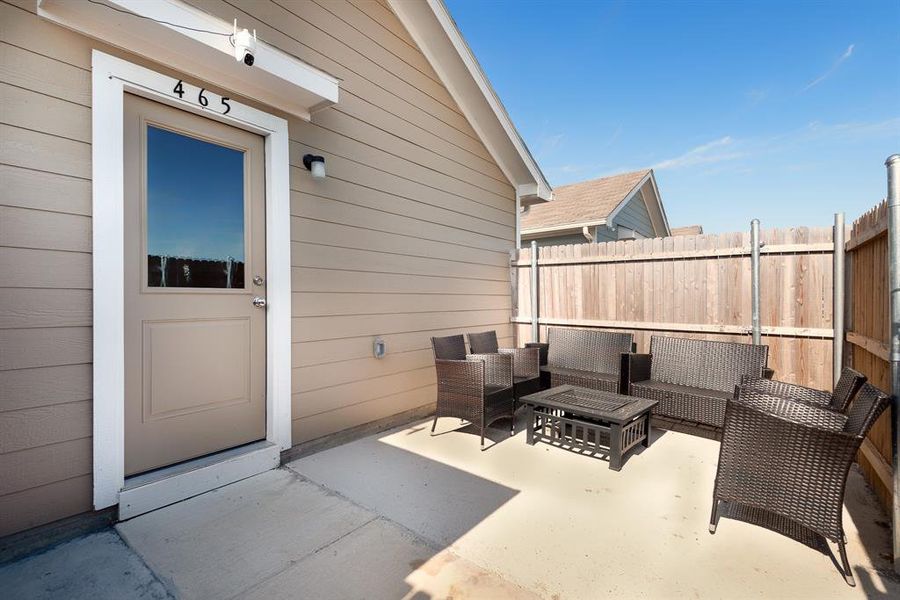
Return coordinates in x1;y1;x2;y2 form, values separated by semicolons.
233;20;257;67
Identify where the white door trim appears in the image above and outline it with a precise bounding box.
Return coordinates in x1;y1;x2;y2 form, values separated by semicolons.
91;50;292;510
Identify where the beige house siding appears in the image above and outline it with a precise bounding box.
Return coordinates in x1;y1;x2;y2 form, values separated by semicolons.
0;0;516;537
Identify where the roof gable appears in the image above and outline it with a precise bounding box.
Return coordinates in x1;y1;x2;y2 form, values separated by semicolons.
521;170;650;231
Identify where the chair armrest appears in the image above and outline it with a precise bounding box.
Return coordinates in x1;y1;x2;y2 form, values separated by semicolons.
467;353;513;389
623;353;652;384
740;375;833;409
434;359;483;400
499;347;540;379
734;388;847;431
620;353;651;395
524;342;549;366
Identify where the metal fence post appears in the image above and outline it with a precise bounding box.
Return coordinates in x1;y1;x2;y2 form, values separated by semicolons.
833;213;845;386
530;240;539;343
750;219;761;345
886;154;900;574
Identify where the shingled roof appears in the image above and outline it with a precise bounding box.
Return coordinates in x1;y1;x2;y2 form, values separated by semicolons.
521;169;651;231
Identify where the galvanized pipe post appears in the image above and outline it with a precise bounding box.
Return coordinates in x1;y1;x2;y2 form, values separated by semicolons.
750;219;761;345
530;240;539;343
886;154;900;574
833;213;846;386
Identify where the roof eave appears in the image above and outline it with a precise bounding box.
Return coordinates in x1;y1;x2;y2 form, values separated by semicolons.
387;0;552;204
521;219;608;239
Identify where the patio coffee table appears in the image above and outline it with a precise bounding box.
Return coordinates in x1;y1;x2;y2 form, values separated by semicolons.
520;385;658;471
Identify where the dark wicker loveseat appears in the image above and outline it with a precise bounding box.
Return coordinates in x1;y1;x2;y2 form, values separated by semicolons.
710;382;890;585
542;327;634;393
624;335;769;428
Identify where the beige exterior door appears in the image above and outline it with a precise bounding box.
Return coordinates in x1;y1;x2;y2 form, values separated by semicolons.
123;93;267;476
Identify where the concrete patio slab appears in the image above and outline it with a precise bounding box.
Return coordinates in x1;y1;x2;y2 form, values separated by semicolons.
0;530;172;600
117;466;534;599
287;417;900;600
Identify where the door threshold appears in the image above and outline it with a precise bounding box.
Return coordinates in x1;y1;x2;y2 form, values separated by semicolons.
119;441;279;520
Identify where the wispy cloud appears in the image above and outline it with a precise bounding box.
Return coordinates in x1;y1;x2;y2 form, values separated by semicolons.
647;116;897;175
534;132;565;159
746;88;769;106
803;44;854;92
653;136;743;170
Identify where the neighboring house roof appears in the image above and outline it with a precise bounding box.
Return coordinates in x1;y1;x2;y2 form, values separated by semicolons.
671;225;704;236
388;0;552;205
520;169;670;238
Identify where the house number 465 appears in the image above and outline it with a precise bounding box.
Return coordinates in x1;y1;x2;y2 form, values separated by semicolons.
172;80;231;115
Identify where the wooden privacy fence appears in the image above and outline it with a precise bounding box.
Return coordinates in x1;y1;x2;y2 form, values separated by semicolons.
512;226;837;391
847;201;893;509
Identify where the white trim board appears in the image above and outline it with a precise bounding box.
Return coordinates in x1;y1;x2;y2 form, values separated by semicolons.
91;51;292;511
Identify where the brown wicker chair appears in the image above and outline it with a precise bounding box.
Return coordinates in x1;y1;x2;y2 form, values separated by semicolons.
468;331;541;401
624;336;769;427
543;327;633;393
709;382;891;585
739;367;866;413
431;334;514;447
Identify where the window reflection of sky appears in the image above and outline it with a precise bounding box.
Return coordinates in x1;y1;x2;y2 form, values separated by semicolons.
147;125;245;262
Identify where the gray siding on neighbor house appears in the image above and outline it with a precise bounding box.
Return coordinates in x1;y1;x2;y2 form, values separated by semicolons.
0;0;516;537
610;189;655;238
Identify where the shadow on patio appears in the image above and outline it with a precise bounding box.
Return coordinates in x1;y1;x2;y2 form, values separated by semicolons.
116;429;528;600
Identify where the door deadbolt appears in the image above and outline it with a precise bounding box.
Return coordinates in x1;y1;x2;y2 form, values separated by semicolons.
253;275;264;286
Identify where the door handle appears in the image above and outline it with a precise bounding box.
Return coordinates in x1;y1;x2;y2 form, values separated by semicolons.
252;296;267;309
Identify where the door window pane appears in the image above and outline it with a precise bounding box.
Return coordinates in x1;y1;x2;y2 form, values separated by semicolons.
146;125;246;288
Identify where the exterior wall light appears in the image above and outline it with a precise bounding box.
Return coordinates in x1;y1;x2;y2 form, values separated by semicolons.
302;154;326;179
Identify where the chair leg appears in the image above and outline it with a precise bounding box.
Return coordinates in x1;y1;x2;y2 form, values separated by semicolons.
431;416;438;434
480;414;486;449
837;538;855;586
708;498;719;534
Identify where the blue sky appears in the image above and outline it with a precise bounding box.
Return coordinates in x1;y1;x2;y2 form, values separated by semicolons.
445;0;900;232
147;126;245;261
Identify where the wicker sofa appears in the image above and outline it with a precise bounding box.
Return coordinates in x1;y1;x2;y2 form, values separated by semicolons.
623;335;769;428
542;327;634;393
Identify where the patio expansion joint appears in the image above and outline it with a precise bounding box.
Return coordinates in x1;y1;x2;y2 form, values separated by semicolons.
220;510;382;600
284;465;449;552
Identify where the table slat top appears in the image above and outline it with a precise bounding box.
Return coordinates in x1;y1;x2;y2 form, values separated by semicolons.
521;385;657;423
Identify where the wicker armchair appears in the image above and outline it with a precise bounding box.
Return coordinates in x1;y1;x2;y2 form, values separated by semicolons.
468;331;541;401
739;367;866;413
710;383;891;585
543;327;633;393
431;334;515;446
624;336;769;427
